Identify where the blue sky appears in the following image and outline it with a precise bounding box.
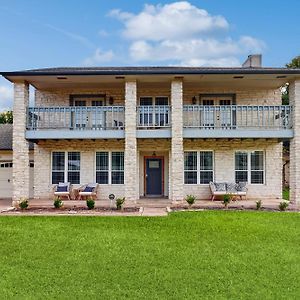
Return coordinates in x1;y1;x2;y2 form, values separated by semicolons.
0;0;299;110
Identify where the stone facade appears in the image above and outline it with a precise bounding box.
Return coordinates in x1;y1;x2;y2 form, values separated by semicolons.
124;81;138;201
10;81;286;203
170;80;184;201
12;82;30;206
289;80;300;204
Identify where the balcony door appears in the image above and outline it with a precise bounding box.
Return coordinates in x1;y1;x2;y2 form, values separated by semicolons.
70;95;105;129
200;94;236;129
139;96;169;127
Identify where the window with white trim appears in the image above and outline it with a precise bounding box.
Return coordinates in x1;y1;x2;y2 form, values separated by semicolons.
52;152;80;184
184;151;214;184
96;151;124;184
235;151;264;184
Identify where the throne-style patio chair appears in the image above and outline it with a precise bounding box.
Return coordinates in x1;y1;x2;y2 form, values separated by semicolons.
53;182;72;200
78;183;99;200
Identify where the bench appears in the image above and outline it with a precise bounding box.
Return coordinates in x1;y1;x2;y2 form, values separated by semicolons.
209;182;247;201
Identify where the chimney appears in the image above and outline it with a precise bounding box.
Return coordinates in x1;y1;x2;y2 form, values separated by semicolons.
242;54;262;68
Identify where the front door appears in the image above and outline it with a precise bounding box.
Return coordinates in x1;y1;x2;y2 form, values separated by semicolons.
145;158;163;196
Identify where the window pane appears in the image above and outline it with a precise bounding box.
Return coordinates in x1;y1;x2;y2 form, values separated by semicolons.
235;152;248;170
200;152;213;170
96;171;108;184
200;171;213;184
68;172;80;184
184;152;197;170
68;152;80;171
140;97;153;106
251;171;264;184
184;171;197;184
112;171;124;184
112;152;124;171
251;151;264;170
96;152;109;170
235;171;248;183
52;172;64;184
155;97;168;106
52;152;65;171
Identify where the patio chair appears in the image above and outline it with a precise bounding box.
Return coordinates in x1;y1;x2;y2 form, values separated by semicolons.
78;183;99;200
53;182;71;200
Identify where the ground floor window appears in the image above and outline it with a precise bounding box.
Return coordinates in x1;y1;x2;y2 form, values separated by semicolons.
96;151;124;184
184;151;214;184
235;151;264;184
52;151;80;184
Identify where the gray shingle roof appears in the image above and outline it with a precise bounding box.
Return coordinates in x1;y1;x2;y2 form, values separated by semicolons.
0;124;33;150
1;66;300;76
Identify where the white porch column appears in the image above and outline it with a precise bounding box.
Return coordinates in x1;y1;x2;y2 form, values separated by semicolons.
170;80;184;201
124;80;138;201
12;82;30;206
290;80;300;204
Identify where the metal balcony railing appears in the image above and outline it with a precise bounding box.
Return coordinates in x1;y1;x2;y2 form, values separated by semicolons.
137;106;171;128
183;105;293;130
27;106;125;130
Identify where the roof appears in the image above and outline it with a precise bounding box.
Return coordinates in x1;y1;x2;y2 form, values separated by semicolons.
0;124;33;150
1;66;300;77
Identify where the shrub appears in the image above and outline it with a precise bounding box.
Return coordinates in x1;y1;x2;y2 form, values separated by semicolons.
256;200;262;210
19;198;29;210
222;194;232;208
53;198;63;209
86;198;95;210
116;197;125;210
279;200;289;211
185;195;196;207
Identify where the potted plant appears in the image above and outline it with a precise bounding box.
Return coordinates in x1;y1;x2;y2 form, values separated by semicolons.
53;198;63;209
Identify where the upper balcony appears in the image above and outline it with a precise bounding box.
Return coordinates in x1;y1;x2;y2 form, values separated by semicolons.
26;104;293;139
183;105;293;138
26;106;125;139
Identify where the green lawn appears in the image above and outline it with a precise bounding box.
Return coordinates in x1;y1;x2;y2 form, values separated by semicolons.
283;187;290;200
0;212;299;299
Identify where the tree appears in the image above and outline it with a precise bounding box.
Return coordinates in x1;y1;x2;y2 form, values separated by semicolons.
281;55;300;105
286;56;300;68
0;111;13;124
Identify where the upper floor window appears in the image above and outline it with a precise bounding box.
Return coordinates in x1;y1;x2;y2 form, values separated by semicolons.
235;151;264;184
200;94;235;106
184;151;214;184
140;96;169;106
52;151;80;184
70;94;106;107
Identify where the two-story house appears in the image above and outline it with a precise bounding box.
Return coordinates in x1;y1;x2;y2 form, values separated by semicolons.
1;55;300;206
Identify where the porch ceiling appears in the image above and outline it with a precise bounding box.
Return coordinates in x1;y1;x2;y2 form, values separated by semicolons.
2;67;300;89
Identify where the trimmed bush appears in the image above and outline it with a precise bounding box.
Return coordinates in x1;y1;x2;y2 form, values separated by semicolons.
185;195;196;207
116;197;125;210
19;198;29;210
279;200;289;211
53;198;63;209
86;199;95;210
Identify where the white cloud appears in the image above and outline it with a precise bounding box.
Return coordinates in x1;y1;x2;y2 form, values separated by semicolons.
0;85;13;111
110;2;229;41
83;48;115;66
109;1;266;66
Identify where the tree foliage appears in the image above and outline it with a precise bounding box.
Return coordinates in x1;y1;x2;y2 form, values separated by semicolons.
0;111;13;124
286;56;300;69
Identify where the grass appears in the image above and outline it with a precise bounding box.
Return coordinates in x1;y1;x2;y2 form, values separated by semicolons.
283;187;290;200
0;212;299;299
